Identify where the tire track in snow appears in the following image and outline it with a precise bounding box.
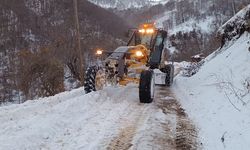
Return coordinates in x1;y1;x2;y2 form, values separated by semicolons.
106;102;150;150
107;85;199;150
156;86;199;150
107;125;134;150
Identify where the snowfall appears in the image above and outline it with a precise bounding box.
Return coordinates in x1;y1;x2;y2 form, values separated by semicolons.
1;10;250;150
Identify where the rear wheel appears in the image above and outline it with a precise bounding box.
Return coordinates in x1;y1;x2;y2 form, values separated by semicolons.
139;70;155;103
165;64;174;86
84;66;105;94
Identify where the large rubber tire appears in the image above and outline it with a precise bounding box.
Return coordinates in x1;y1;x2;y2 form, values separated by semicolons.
165;64;174;86
84;66;97;94
139;70;155;103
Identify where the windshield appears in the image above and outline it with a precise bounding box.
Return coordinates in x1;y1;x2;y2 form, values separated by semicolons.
127;31;157;49
140;34;153;47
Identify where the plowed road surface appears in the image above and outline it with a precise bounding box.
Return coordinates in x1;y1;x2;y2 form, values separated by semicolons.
107;86;199;150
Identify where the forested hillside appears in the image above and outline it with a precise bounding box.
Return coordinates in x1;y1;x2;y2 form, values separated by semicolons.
1;0;249;104
0;0;128;104
94;0;249;60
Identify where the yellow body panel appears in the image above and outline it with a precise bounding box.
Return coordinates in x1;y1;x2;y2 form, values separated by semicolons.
119;77;140;86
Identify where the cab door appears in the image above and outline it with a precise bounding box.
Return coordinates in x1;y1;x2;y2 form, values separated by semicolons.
149;31;167;69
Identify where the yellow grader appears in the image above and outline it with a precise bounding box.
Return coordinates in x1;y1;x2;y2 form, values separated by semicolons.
84;23;174;103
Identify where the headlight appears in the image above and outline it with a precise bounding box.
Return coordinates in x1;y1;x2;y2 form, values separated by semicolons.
96;49;103;55
146;28;154;34
139;28;154;34
139;29;145;33
135;50;143;57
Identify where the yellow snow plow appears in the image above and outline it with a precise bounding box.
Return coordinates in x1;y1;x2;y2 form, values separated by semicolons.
84;23;174;103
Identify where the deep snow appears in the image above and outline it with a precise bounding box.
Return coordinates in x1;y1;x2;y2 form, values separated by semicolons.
0;86;137;149
173;32;250;150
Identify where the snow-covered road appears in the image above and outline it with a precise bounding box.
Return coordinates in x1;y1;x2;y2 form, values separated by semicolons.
0;84;198;150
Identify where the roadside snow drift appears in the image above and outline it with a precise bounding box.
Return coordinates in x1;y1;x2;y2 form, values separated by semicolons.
174;32;250;150
0;84;180;150
0;86;140;149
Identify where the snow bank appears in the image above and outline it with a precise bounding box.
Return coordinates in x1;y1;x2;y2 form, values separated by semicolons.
174;32;250;150
0;82;178;150
0;85;142;150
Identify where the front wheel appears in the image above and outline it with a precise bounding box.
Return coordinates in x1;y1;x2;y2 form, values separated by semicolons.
139;70;155;103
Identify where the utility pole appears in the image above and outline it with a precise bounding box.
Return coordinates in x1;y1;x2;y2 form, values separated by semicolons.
231;0;236;15
73;0;84;84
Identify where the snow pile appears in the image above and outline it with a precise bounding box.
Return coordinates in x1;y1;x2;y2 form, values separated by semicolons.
0;86;138;149
181;61;205;77
174;32;250;149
